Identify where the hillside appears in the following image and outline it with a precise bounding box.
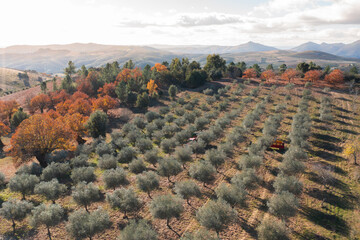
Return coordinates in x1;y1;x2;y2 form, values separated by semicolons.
0;67;52;95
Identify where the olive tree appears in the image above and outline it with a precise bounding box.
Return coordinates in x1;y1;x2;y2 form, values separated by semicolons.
205;149;226;172
102;167;128;189
30;203;64;240
273;174;303;195
129;158;147;174
149;194;184;237
71;167;96;183
175;146;193;169
189;161;216;187
9;174;39;199
106;187;141;219
231;168;261;190
98;154;118;169
71;182;101;212
215;183;247;207
237;154;262;170
118;147;137;163
0;198;33;234
196;200;236;238
158;158;182;184
66;208;111;240
144;149;161;167
120;219;158;240
136;171;160;198
174;180;202;206
267;191;299;220
41;162;71;182
257;217;289;240
34;179;67;203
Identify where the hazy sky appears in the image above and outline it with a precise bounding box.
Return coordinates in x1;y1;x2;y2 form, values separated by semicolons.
1;0;359;48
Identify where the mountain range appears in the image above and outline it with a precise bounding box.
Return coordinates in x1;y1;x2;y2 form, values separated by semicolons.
0;41;359;74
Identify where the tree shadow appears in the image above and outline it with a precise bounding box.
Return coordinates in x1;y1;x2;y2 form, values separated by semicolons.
309;149;341;162
306;188;354;210
334;119;353;127
237;216;258;239
310;140;342;153
337;128;359;135
301;206;349;237
312;133;341;143
334;106;351;113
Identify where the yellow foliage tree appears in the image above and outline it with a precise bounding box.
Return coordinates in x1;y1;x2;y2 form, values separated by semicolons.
147;79;158;97
344;139;360;165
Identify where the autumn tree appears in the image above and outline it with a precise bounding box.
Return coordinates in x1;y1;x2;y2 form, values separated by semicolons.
281;69;298;83
92;95;117;113
30;94;51;113
343;139;360;165
68;98;92;116
243;68;257;79
151;63;168;72
98;82;117;98
10;114;75;167
147;79;158;97
304;70;322;82
0;121;10;150
325;69;344;84
0;100;19;122
260;70;276;82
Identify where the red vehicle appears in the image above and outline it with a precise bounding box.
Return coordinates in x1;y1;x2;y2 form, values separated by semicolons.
270;138;285;150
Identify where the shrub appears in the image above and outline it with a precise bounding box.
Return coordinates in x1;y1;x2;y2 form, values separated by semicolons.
153;118;166;129
152;130;164;145
168;85;178;99
41;162;71;182
174;180;201;205
250;88;259;97
120;219;158;240
285;95;291;101
175;107;185;116
197;130;215;145
0;199;33;234
136;92;149;108
16;163;42;176
205;149;225;171
136;171;160;198
103;167;128;189
273;174;303;195
71;182;101;211
126;130;143;145
30;203;64;239
145;111;160;123
10;108;29;128
144;149;161;167
70;154;89;168
215;183;247;207
106;187;141;218
132;116;147;129
191;139;206;155
66;208;111;240
95;142;114;156
195;117;210;131
158;157;182;183
135;138;153;153
86;110;109;138
34;179;67;203
149;194;184;235
175;146;193;168
165;114;175;123
161;138;177;153
129;159;147;174
196;200;236;237
71;167;96;183
267;191;299;220
203;88;214;95
237;154;262;170
257;217;289;240
9;174;39;199
189;161;216;187
118;147;137;163
231;168;261;190
159;106;170;115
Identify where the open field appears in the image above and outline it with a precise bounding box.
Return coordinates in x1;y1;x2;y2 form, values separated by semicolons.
0;78;359;239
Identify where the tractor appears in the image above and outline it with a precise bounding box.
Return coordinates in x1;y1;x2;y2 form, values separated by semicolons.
269;138;285;150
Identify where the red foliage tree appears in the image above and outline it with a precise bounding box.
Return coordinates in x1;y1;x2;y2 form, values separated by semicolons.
68;98;92;116
71;91;90;101
92;95;118;113
77;71;100;96
63;113;89;144
9;114;75;167
30;94;51;113
0;100;19;122
51;90;70;105
243;68;257;79
304;70;322;82
98;82;117;98
281;69;298;83
260;70;276;82
115;68;143;83
325;69;344;84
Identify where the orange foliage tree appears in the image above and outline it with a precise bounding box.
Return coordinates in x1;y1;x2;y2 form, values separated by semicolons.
243;68;257;79
260;70;276;82
98;82;117;98
151;63;168;72
0;121;10;149
55;100;72;115
77;71;100;96
116;68;143;82
63;113;89;144
0;100;19;122
51;90;70;105
92;95;118;113
304;70;322;82
9;114;75;167
325;69;344;84
30;94;51;113
68;98;92;116
281;69;298;83
71;91;90;101
147;79;158;97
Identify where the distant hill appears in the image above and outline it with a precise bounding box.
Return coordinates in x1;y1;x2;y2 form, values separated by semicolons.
0;43;359;74
292;40;360;58
0;67;51;95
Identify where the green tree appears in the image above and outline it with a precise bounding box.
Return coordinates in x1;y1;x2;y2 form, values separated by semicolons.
30;203;64;240
0;199;33;235
149;194;184;237
81;65;89;77
116;81;128;103
123;59;135;69
40;81;47;93
296;62;310;73
185;69;208;88
136;92;149;109
237;61;247;72
266;64;274;70
323;65;331;75
86;110;109;138
143;64;152;82
10;108;29;128
204;54;226;81
168;85;178;100
350;65;359;74
52;77;57;91
64;61;76;76
61;74;76;94
252;64;261;76
196;200;236;238
279;64;287;73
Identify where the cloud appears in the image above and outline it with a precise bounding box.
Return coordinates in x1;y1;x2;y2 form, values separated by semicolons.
176;13;243;27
